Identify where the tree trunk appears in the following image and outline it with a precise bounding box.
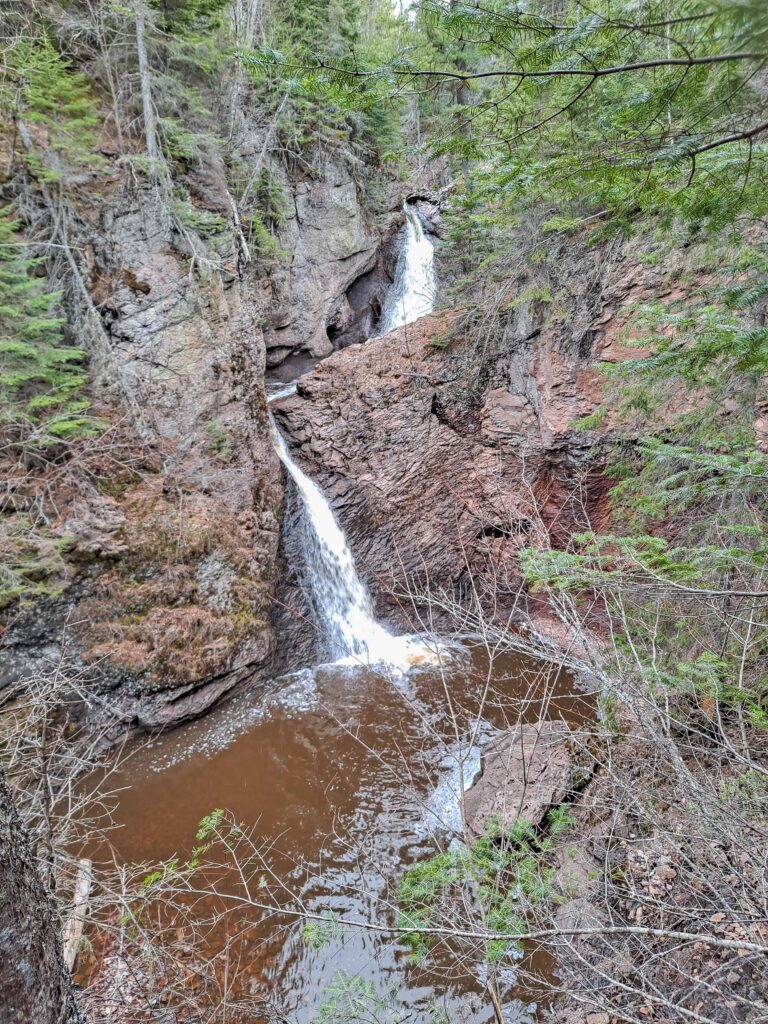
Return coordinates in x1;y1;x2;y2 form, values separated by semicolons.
238;89;290;212
450;0;471;116
0;768;85;1024
135;7;160;161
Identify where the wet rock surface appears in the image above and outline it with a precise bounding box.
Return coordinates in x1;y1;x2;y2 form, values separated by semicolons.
263;158;403;364
271;231;696;633
463;722;595;836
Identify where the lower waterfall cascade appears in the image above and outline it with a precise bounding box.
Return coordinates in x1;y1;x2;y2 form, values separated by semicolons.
272;426;435;667
270;201;438;667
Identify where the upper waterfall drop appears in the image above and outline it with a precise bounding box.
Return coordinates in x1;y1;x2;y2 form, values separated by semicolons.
376;203;436;335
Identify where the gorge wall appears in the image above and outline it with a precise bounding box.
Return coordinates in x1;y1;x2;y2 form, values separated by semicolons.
2;147;706;734
263;159;406;373
1;149;403;732
1;103;710;737
273;227;689;635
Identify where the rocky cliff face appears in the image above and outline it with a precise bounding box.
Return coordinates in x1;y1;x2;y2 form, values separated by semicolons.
1;151;402;733
1;148;688;732
272;229;680;633
263;159;403;374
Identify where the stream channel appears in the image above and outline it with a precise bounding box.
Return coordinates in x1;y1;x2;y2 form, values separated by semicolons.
94;205;594;1023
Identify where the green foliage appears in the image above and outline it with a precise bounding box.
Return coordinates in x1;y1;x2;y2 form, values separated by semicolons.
0;518;71;611
138;810;226;902
248;215;289;268
396;815;560;964
523;532;713;592
0;207;100;448
158;118;212;164
313;972;410;1024
242;0;408;163
506;284;553;310
574;408;609;432
308;0;768;299
152;0;232;81
522;519;768;730
241;168;291;266
207;418;233;461
251;169;289;231
302;915;342;949
547;803;575;838
153;0;230;36
141;859;181;892
170;196;228;238
195;808;225;842
3;34;100;181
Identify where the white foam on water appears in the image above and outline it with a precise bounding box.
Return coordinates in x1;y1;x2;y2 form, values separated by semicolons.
144;669;319;772
422;738;486;837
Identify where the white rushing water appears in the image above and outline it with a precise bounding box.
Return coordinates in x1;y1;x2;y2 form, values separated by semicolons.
376;202;436;334
272;425;437;668
267;381;298;402
270;203;440;668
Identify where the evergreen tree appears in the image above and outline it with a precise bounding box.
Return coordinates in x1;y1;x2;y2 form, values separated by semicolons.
5;34;99;181
275;0;768;233
0;207;98;447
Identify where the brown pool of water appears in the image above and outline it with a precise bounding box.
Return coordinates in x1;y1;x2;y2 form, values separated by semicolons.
90;644;593;1023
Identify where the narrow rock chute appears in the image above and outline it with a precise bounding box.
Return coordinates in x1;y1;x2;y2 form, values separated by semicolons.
376;202;436;335
270;202;439;668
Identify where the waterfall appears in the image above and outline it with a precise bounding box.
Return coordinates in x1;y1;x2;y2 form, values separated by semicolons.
270;202;439;668
267;381;297;402
376;203;436;335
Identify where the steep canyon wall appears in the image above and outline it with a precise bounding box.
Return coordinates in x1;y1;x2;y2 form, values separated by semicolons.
273;228;688;635
1;151;402;731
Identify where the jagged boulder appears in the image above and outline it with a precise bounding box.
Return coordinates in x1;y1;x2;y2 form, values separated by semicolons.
463;722;595;837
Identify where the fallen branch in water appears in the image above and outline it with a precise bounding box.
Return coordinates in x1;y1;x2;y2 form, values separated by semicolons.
63;857;93;971
176;882;768;956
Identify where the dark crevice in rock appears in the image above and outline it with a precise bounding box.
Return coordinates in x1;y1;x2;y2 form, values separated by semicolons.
479;519;532;539
266;350;324;384
324;228;402;350
480;524;512;539
430;391;450;424
578;328;597;359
